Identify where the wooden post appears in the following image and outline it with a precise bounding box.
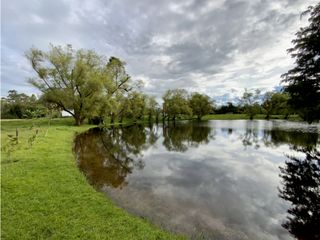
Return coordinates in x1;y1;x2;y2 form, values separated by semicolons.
16;128;19;144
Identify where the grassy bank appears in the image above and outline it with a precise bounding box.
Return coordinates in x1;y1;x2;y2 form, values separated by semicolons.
1;118;184;239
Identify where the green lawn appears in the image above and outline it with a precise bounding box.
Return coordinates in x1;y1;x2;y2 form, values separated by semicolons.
1;118;184;240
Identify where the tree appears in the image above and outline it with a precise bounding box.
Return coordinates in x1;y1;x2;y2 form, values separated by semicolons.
99;57;140;124
262;91;274;120
162;89;192;122
123;91;146;123
26;44;105;125
145;96;159;122
271;92;290;118
104;57;133;96
1;90;47;119
240;89;261;120
189;92;213;120
216;102;242;114
281;3;320;123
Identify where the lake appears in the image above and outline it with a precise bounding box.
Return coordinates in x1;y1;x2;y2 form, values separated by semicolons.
74;120;320;240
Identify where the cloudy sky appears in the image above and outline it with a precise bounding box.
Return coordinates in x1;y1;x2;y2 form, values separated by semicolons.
1;0;317;103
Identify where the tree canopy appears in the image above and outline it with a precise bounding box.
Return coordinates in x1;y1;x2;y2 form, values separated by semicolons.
26;45;138;125
240;89;261;120
162;89;192;121
189;92;213;120
26;45;106;125
281;3;320;123
1;90;46;119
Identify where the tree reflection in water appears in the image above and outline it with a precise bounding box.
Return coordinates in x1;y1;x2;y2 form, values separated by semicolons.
74;123;214;189
239;127;319;150
74;126;151;189
162;123;213;152
74;121;320;239
263;130;319;149
279;148;320;240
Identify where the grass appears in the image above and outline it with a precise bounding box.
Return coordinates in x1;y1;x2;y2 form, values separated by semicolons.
1;118;184;240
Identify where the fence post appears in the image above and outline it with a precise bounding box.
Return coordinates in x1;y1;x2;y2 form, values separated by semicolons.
16;128;19;144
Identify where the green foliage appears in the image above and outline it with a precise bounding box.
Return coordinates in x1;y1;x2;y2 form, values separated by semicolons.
26;44;106;125
1;129;20;162
271;92;291;117
262;92;273;119
262;92;290;119
95;56;140;124
145;96;159;122
163;89;192;121
1;90;47;119
215;102;243;114
189;92;213;120
123;92;146;122
104;57;133;95
281;3;320;123
240;89;261;120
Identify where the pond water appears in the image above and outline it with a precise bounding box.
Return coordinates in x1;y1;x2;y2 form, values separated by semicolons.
74;120;320;240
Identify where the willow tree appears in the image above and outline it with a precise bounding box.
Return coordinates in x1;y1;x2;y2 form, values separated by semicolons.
162;89;192;122
101;57;140;123
123;91;146;123
26;44;105;125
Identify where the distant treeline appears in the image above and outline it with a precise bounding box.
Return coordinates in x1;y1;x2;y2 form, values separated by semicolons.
1;87;292;123
1;90;60;119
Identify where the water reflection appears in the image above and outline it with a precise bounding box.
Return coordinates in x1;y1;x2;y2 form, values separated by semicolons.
279;148;320;240
263;131;319;150
74;123;214;188
74;120;319;240
162;123;213;152
74;126;148;188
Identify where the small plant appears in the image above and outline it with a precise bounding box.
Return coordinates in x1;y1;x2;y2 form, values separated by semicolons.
2;128;19;162
28;128;39;148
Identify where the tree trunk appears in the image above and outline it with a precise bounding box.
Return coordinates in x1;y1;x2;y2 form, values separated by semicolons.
110;113;114;124
75;116;82;126
197;115;201;121
265;113;270;120
284;113;289;119
74;113;85;126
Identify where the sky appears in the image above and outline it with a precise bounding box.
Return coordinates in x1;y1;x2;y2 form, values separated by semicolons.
1;0;317;104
